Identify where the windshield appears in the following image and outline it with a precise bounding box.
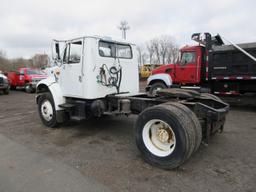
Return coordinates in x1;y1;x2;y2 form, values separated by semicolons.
27;69;44;75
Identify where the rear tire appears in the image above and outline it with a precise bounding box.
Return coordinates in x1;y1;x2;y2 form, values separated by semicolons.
38;92;58;128
149;82;167;96
135;104;198;169
165;102;202;152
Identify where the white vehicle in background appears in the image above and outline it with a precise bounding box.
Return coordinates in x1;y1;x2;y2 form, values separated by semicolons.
0;72;10;94
36;35;229;169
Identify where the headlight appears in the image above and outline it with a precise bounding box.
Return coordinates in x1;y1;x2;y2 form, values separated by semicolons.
3;78;8;83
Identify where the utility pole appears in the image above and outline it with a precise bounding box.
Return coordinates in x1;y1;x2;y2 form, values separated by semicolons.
118;20;130;40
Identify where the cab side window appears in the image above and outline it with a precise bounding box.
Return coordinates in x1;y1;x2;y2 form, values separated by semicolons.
116;44;132;59
63;41;82;64
99;41;115;57
98;40;133;59
180;52;196;66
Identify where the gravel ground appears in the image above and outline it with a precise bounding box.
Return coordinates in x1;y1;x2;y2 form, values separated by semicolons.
0;88;256;192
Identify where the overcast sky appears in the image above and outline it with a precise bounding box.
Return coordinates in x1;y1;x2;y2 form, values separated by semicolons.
0;0;255;58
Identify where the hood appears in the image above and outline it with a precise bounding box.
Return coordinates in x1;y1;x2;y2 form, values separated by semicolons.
0;74;7;79
152;64;175;75
29;74;47;79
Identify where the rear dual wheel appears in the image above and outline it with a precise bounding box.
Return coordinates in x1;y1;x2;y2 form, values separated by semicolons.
135;103;202;169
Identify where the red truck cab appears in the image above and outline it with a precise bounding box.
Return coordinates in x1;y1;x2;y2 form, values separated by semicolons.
7;68;47;93
152;45;204;85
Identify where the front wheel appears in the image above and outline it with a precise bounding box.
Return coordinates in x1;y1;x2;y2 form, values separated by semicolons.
149;82;167;96
38;92;58;128
25;83;34;93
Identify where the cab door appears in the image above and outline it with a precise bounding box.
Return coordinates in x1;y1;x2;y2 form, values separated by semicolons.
60;39;84;97
175;51;199;84
17;68;25;86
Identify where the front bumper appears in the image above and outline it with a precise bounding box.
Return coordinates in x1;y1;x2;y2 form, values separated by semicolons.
0;83;9;89
0;78;9;90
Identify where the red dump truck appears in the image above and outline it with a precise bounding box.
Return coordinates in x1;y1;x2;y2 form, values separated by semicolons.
7;68;47;93
147;33;256;96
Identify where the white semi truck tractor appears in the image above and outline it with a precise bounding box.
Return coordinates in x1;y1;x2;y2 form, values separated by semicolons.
36;36;229;169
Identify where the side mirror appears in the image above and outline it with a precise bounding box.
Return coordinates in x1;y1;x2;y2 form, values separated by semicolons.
180;59;187;66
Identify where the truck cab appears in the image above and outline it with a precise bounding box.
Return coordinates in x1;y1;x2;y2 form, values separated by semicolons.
147;45;205;94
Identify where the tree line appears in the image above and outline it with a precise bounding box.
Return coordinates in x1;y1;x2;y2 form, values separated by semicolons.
137;35;179;66
0;50;49;72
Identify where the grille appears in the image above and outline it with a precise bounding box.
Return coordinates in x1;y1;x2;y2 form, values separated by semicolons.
0;77;3;85
32;78;44;83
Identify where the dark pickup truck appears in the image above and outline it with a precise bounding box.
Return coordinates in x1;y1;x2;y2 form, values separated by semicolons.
0;73;10;94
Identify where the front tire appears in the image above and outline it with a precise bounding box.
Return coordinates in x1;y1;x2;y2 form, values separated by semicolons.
135;104;199;169
38;92;58;128
3;87;10;95
25;83;33;93
149;82;167;96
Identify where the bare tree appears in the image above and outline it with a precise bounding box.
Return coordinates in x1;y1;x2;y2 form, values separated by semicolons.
137;46;143;66
145;35;179;64
167;46;179;63
141;52;148;64
159;36;169;64
32;54;49;69
151;38;161;64
0;50;11;71
137;45;148;66
146;42;154;64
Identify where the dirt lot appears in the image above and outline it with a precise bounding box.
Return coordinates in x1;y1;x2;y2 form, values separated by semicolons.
0;88;256;192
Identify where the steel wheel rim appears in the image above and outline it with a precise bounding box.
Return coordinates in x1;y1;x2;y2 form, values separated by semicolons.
41;100;53;121
142;119;176;157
